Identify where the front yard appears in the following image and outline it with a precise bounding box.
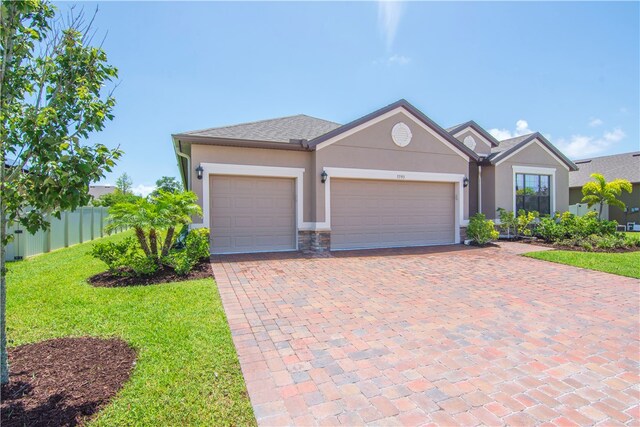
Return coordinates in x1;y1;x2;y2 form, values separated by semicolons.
5;232;255;425
524;249;640;278
524;232;640;279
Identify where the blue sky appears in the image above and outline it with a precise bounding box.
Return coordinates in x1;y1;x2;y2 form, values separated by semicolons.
59;1;639;195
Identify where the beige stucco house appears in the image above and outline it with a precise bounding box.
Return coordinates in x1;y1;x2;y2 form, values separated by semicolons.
173;99;577;254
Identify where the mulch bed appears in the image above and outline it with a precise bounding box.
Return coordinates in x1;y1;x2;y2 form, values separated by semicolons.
514;239;640;253
1;337;136;427
87;260;212;287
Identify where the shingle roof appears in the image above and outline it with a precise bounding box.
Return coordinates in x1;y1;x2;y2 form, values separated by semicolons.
490;133;534;155
570;152;640;187
178;114;341;143
446;121;500;147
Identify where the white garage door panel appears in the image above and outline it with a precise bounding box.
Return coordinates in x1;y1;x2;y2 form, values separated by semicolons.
210;175;296;254
331;179;455;250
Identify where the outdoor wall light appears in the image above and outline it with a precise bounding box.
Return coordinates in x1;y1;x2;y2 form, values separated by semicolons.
463;177;469;187
196;165;204;180
321;170;328;184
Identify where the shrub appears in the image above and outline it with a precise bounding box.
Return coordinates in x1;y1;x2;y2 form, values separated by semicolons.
90;237;137;274
625;233;640;247
516;209;539;237
185;228;210;262
580;241;594;252
165;228;210;276
535;215;563;242
129;253;160;276
554;233;629;252
90;237;159;277
467;213;499;246
496;208;518;238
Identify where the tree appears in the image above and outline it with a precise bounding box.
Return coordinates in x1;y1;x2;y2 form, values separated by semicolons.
581;173;633;220
106;190;201;262
152;176;182;196
0;1;121;384
115;172;132;194
91;189;139;207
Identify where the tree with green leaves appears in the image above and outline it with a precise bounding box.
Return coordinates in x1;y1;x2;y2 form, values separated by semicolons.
106;190;202;262
91;188;139;207
152;176;182;196
581;173;633;220
115;172;133;194
1;1;121;384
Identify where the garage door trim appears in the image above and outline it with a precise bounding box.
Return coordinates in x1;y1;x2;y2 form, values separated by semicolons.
322;167;464;244
200;163;306;242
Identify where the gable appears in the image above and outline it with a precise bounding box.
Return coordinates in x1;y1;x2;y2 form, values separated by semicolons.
452;128;493;156
315;106;471;161
495;138;570;170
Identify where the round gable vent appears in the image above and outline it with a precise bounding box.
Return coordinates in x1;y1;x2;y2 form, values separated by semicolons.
391;122;412;147
463;135;477;150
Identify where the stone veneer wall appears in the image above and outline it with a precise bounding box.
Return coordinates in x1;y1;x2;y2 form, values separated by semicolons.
298;231;331;253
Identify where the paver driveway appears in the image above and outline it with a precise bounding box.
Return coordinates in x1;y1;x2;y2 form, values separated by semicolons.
211;243;640;426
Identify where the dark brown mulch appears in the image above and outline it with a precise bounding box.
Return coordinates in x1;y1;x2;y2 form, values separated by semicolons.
518;239;640;253
87;260;212;288
1;337;136;427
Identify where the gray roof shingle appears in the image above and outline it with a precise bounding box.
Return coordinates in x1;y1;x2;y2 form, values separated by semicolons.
490;133;535;154
179;114;342;143
570;152;640;187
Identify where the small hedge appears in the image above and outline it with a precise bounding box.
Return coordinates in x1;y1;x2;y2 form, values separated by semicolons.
494;209;639;252
467;213;499;246
91;228;210;276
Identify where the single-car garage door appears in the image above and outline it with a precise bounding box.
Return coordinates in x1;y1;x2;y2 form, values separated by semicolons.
331;179;455;250
210;175;296;254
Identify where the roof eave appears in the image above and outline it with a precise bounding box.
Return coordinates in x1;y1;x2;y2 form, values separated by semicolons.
171;134;311;151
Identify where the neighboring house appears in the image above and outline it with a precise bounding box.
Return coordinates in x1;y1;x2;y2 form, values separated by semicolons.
569;152;640;225
173;99;577;254
88;185;116;200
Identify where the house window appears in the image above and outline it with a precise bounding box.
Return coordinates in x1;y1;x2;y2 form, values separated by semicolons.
515;173;551;215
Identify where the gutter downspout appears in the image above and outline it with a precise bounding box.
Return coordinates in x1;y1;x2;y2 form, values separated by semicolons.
173;139;191;190
478;162;483;215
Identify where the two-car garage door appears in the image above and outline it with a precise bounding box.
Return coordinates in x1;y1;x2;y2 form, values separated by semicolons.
330;179;455;250
209;175;455;254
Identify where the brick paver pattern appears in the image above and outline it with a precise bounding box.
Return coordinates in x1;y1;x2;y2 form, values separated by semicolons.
211;243;640;426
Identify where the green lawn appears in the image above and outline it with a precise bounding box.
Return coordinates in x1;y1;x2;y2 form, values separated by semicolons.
6;232;256;426
524;249;640;279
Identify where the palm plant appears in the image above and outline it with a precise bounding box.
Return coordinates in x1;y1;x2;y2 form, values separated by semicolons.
581;173;633;220
153;190;202;257
105;190;202;262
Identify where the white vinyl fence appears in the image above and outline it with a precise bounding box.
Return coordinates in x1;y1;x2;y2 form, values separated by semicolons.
5;206;124;261
568;203;609;220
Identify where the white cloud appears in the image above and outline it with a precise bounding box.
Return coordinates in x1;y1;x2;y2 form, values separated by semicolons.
489;119;533;141
378;1;404;51
554;127;626;158
387;54;411;65
372;54;412;67
603;128;625;142
132;184;156;197
588;117;603;127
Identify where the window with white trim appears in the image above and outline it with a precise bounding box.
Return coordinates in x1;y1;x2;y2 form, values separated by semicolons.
515;173;551;215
